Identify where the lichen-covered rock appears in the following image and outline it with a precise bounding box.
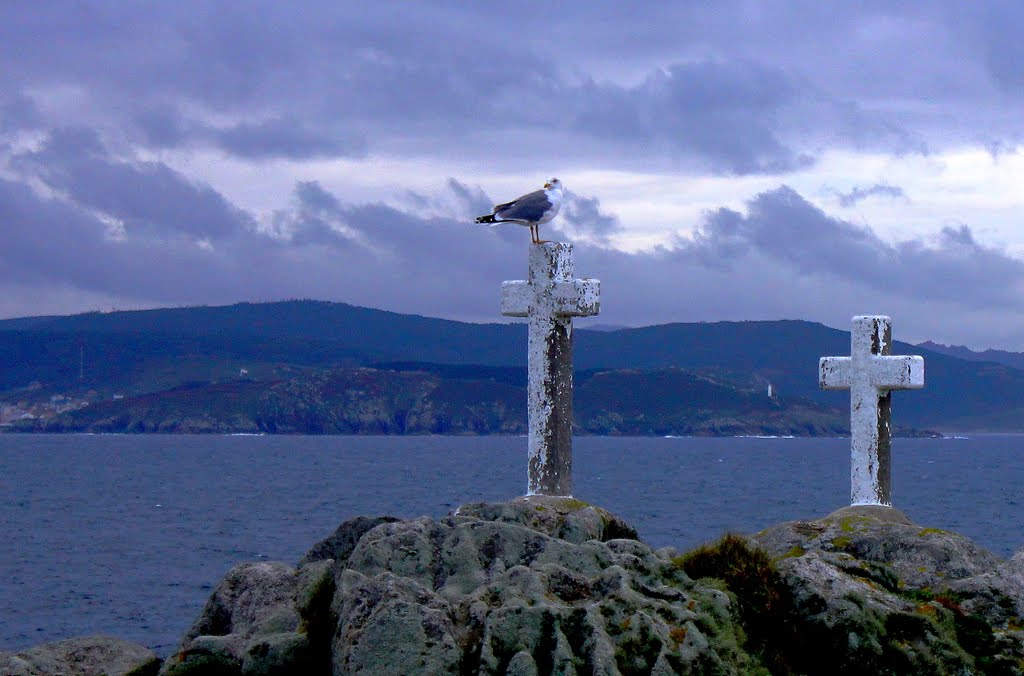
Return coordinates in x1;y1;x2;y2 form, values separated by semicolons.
156;498;1024;675
162;497;752;675
299;515;400;567
949;548;1024;624
328;499;750;674
295;558;336;635
239;631;314;675
454;496;639;544
0;635;160;676
757;505;1001;589
182;562;300;642
755;505;1024;674
160;562;302;675
332;570;462;674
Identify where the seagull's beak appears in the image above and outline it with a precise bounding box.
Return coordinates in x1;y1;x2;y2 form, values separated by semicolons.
543;182;551;189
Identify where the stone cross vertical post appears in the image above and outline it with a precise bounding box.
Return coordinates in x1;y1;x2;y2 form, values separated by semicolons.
502;242;600;496
820;316;924;506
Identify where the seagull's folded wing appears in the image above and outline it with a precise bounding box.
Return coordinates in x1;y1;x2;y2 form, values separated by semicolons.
496;190;549;221
493;198;520;212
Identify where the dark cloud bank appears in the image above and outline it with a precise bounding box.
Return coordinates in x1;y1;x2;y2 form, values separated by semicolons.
3;3;1022;173
3;129;1024;348
3;4;1024;346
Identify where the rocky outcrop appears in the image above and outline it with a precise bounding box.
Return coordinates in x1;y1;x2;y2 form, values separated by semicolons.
13;499;1024;674
161;496;754;674
299;515;401;567
0;636;160;676
158;561;323;676
451;498;639;544
160;499;1024;675
754;505;1024;674
949;549;1024;627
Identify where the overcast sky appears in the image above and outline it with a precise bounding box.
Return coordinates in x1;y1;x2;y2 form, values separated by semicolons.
2;2;1024;349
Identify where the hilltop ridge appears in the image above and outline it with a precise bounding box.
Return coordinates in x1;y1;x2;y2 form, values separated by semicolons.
1;300;1021;433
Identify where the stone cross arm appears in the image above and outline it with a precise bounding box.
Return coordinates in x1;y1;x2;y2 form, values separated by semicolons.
820;355;924;391
501;278;601;318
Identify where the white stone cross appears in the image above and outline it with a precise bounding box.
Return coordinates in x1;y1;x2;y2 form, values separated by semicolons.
820;316;924;506
502;242;600;496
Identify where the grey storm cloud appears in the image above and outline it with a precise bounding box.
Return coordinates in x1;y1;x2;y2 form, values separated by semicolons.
132;107;366;161
0;93;41;133
132;106;191;149
3;126;1024;346
0;137;619;322
4;3;1024;347
684;186;1024;308
6;3;1020;172
556;192;623;244
971;2;1024;92
13;128;254;240
572;61;821;174
271;180;376;248
0;174;252;302
209;117;367;161
838;184;907;208
445;179;493;220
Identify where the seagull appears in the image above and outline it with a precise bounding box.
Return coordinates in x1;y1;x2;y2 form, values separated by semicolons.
475;178;563;244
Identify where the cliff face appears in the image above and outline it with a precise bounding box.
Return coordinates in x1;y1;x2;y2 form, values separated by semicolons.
6;300;1024;432
6;499;1023;675
23;366;852;436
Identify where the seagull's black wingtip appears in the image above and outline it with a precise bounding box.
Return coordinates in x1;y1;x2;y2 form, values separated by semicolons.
475;214;498;224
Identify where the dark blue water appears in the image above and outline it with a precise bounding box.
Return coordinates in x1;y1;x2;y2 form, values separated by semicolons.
1;434;1022;655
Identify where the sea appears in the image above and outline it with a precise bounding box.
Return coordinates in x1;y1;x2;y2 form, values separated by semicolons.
1;433;1022;656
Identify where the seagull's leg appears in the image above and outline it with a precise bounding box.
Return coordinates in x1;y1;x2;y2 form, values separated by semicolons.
530;225;538;244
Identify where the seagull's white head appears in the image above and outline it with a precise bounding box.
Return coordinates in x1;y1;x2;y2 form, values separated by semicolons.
542;177;563;218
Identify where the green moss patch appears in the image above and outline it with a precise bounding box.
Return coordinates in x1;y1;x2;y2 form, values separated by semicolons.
780;545;806;559
552;498;591;511
917;527;949;537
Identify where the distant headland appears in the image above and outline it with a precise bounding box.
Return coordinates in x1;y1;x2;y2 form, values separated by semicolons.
1;299;1009;436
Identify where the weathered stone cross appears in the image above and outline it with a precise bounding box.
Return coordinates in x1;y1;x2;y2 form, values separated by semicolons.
820;316;924;506
502;242;600;496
